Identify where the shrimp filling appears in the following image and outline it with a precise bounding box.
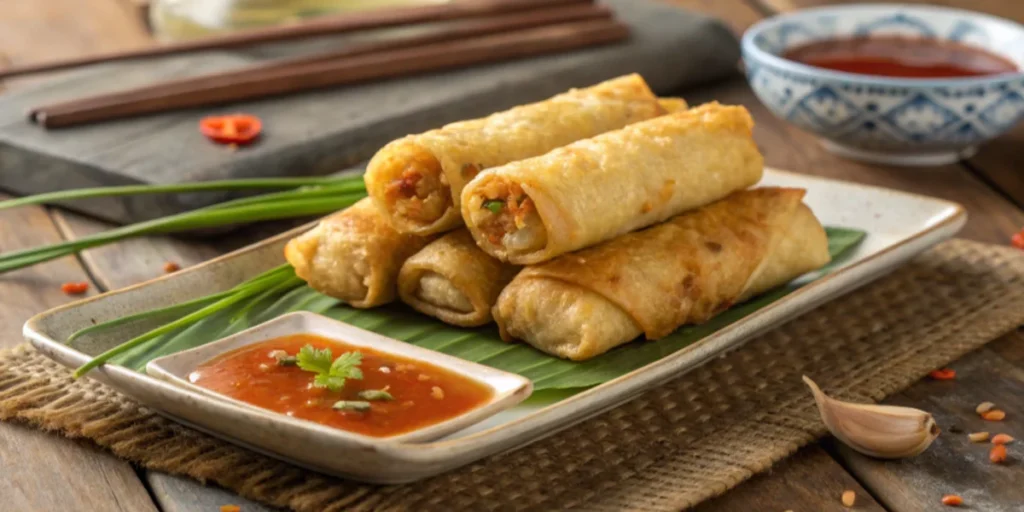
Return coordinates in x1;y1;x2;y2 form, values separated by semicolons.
469;180;547;253
383;154;450;225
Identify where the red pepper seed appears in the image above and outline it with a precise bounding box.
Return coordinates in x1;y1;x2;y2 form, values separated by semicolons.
990;444;1008;463
60;282;89;295
941;494;963;506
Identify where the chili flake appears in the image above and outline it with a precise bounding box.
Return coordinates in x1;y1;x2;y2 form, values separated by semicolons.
929;368;956;380
61;281;89;295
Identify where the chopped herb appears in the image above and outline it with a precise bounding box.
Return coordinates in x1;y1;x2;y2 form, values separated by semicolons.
483;199;504;214
358;389;394;401
296;345;363;392
269;350;298;366
333;400;371;412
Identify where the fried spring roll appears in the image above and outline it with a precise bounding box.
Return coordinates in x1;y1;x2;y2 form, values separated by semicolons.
398;230;520;327
285;198;432;308
364;74;668;236
493;188;830;360
462;102;764;265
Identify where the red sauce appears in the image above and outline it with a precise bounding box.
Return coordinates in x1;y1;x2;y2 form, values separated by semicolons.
190;334;493;437
784;36;1017;78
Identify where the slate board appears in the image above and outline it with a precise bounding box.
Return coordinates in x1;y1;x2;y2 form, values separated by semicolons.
0;0;740;224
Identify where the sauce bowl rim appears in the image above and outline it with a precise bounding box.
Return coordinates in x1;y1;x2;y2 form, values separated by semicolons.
741;3;1024;87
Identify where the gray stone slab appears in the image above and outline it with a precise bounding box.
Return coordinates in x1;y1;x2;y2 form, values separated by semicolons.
0;0;740;224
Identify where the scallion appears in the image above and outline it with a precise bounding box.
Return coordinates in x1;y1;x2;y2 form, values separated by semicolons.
357;389;394;401
483;199;504;214
0;188;366;274
332;401;371;412
0;176;355;211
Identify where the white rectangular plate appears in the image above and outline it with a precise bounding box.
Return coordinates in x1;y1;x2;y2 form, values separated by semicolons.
24;168;966;483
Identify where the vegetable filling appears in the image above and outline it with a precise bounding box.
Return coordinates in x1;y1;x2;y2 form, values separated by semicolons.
383;154;450;225
470;180;546;253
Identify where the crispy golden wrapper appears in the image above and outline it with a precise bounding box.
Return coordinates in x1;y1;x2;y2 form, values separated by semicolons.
365;74;666;235
462;102;764;265
493;188;830;360
398;230;520;327
285;198;432;308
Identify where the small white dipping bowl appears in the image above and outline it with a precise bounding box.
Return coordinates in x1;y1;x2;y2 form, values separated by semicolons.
742;4;1024;166
147;311;533;444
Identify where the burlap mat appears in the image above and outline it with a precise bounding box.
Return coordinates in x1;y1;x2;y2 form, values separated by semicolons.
2;239;1024;511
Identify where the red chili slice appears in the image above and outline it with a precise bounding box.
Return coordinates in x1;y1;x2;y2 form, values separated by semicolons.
199;114;262;145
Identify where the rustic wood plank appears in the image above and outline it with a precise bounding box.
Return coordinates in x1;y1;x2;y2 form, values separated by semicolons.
829;343;1024;512
686;78;1024;244
967;125;1024;213
51;212;223;288
147;472;278;512
0;195;157;511
756;0;1024;20
695;445;886;512
53;211;279;512
0;0;150;89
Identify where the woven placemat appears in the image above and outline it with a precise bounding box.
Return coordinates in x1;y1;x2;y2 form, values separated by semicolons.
2;239;1024;511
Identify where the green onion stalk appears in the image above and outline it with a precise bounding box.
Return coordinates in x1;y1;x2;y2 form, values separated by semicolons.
0;177;348;211
0;176;367;274
0;176;376;376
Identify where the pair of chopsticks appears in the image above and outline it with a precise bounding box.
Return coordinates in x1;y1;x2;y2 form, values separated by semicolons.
23;0;629;129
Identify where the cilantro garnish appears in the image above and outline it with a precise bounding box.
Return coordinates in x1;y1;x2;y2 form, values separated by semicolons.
296;345;363;392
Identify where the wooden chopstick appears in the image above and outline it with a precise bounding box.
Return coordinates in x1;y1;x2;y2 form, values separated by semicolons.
0;0;593;80
29;3;612;124
33;17;628;128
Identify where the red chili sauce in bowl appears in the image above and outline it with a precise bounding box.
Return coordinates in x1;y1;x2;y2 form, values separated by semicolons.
189;334;493;437
784;36;1017;78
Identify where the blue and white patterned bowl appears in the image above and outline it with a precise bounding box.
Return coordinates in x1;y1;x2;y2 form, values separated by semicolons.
742;4;1024;166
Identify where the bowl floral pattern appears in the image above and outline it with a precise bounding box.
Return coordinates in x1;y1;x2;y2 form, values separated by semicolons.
742;5;1024;165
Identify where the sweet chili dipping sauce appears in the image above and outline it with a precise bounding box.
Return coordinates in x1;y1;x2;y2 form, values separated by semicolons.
190;334;493;437
784;36;1017;78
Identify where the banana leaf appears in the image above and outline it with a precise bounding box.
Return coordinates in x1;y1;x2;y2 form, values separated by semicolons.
107;227;866;391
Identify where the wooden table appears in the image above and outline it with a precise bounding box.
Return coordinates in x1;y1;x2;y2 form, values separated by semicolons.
1;1;1022;511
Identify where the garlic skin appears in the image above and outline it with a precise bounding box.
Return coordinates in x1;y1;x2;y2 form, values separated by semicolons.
803;376;940;459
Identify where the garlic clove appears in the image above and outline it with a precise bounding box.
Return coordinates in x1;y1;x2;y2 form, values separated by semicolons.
803;375;940;459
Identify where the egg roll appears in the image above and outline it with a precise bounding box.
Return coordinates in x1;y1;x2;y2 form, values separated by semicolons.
365;74;668;236
462;102;764;265
284;198;432;308
493;188;830;360
398;230;520;327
